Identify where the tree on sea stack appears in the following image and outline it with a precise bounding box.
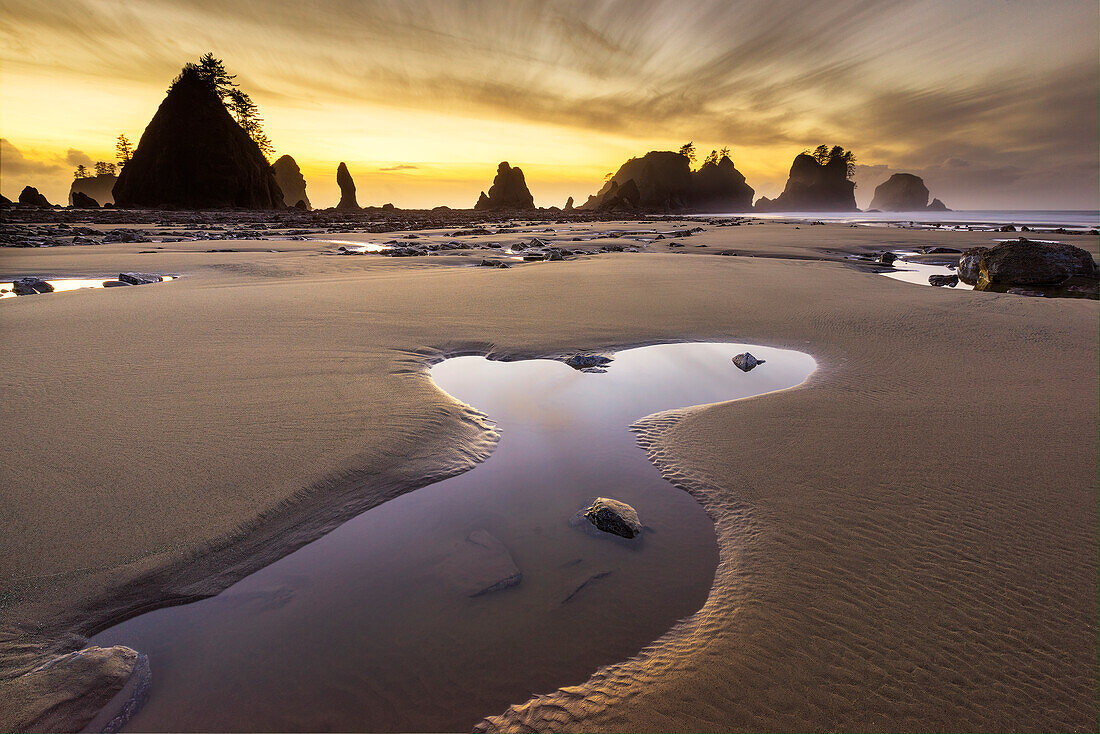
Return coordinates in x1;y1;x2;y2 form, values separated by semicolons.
111;62;283;208
115;134;132;167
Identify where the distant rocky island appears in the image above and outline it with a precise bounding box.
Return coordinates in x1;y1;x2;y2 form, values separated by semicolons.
0;60;963;214
580;150;753;213
869;173;949;211
475;162;535;211
755;146;857;211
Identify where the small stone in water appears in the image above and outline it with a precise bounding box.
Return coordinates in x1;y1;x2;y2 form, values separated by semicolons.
732;352;765;372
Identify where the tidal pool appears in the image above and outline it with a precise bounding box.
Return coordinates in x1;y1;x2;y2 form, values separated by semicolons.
92;341;816;732
0;276;173;298
880;256;974;289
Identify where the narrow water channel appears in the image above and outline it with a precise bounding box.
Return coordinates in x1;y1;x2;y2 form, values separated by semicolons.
92;341;816;732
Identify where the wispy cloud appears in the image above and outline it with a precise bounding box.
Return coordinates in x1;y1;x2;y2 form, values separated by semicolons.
379;164;419;171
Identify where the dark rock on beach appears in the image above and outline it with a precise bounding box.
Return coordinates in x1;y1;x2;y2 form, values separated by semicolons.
69;173;117;207
12;277;55;295
112;66;283;209
581;497;642;539
118;272;164;285
928;274;959;287
958;238;1099;297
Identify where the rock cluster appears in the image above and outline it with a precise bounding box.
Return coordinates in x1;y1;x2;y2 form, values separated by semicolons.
581;151;753;213
474;162;535;210
70;191;100;208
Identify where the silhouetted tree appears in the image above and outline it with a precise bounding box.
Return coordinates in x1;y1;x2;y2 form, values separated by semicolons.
703;149;719;166
226;89;273;158
678;142;697;163
116;134;133;166
94;161;116;176
603;172;613;181
170;54;275;160
719;146;731;160
805;144;856;179
74;165;90;179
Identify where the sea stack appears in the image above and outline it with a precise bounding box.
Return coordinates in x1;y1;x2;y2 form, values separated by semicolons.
690;155;755;212
18;186;51;207
755;150;857;211
336;162;359;210
473;162;535;210
271;155;310;210
112;67;283;208
69;173;117;206
581;150;753;213
869;173;949;211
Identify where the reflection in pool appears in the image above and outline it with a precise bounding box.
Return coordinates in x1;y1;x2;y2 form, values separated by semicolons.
0;276;174;298
880;257;974;289
92;341;816;732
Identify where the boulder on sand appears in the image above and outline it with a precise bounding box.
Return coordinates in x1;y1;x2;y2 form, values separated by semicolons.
335;162;359;210
12;277;55;295
112;66;283;208
957;238;1099;297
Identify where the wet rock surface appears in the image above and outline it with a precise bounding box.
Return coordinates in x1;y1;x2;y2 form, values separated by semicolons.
958;238;1099;298
579;497;643;539
732;352;765;372
928;274;959;287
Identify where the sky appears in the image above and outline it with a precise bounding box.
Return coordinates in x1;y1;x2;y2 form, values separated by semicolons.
1;0;1097;210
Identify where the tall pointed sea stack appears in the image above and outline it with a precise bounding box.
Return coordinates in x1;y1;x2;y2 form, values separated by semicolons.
271;155;310;210
336;163;359;210
112;67;282;209
473;162;535;210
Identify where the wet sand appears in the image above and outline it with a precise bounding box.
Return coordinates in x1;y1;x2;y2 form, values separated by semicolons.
1;219;1097;732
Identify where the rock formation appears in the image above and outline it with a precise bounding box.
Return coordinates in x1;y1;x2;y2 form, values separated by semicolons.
869;173;929;211
958;239;1098;297
563;196;574;211
0;193;11;206
868;173;950;211
582;151;690;211
69;174;117;207
754;152;857;211
335;162;359;210
473;162;535;210
690;155;755;212
18;186;51;207
581;151;753;213
112;67;283;209
70;191;100;208
271;155;310;210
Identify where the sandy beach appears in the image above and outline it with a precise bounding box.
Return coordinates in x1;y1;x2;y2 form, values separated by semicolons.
1;218;1097;731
